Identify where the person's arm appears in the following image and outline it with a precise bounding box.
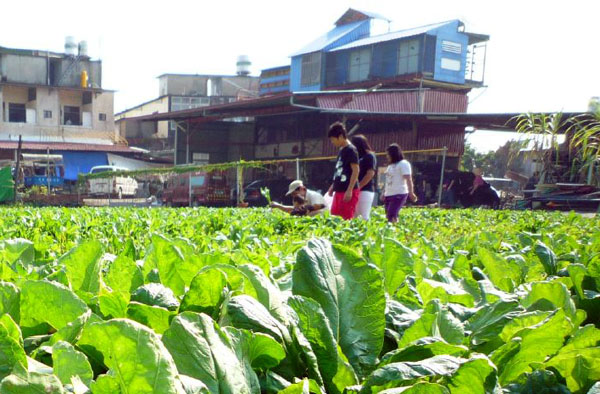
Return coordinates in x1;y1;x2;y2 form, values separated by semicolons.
344;163;359;202
269;202;293;213
327;184;334;196
358;169;375;190
404;174;417;202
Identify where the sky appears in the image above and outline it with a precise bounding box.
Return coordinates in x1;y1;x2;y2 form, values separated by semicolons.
1;0;598;152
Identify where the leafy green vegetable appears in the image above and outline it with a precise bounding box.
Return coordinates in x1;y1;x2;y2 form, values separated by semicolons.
51;340;93;386
78;318;184;393
162;312;260;393
293;239;386;377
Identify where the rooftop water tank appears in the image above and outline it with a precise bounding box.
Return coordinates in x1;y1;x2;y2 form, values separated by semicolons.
65;36;77;56
78;41;88;57
236;55;251;76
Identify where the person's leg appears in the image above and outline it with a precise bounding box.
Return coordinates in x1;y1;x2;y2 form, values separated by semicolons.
335;189;360;220
387;194;408;222
354;191;370;219
330;192;344;218
345;188;360;220
356;191;375;220
384;196;394;222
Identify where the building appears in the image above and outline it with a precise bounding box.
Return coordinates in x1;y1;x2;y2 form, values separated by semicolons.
259;66;291;96
0;41;117;145
289;9;487;93
134;9;496;198
115;71;260;156
0;40;144;183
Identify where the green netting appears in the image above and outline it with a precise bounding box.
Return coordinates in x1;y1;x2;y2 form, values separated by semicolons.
0;166;15;203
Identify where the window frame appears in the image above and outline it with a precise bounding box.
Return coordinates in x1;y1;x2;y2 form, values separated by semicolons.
8;103;26;123
348;47;372;83
397;38;421;75
301;52;321;87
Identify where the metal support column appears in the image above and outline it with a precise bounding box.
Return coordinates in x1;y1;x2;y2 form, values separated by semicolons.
437;147;448;206
46;147;51;196
296;157;300;180
13;135;22;203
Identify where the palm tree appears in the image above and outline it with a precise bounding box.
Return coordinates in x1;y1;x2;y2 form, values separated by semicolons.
568;111;600;185
511;112;568;184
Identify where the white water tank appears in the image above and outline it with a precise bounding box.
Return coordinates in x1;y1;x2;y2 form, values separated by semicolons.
236;55;251;76
65;36;77;56
78;40;88;57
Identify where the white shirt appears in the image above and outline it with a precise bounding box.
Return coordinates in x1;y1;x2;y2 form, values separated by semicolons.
305;189;326;214
384;160;412;196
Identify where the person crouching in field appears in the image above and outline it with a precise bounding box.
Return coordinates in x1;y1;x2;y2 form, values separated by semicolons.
270;180;326;216
381;144;417;222
327;122;360;220
290;194;314;216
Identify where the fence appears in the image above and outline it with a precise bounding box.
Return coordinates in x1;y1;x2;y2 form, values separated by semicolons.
75;147;449;208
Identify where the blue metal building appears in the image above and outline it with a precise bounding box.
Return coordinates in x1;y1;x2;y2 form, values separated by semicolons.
259;66;291;96
283;9;488;94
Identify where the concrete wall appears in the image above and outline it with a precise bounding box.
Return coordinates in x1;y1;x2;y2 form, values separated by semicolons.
35;87;61;127
0;53;102;88
92;92;114;132
0;85;116;143
0;54;47;85
115;96;169;138
159;75;259;97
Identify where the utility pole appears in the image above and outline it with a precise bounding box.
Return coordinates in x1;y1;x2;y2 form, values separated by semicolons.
13;135;22;203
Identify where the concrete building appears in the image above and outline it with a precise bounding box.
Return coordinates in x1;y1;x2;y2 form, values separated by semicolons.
115;72;260;156
0;41;144;184
0;42;117;145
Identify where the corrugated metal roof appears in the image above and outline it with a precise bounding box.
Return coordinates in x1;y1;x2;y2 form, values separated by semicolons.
335;8;390;26
290;20;368;57
0;141;135;153
328;20;456;52
316;90;467;113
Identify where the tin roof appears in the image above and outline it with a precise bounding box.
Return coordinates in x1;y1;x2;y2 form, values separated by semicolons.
290;20;368;57
0;141;136;153
329;20;456;52
335;8;390;26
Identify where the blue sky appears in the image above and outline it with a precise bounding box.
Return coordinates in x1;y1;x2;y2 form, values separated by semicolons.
1;0;597;152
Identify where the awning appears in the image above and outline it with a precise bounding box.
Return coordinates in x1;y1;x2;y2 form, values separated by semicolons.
60;151;107;181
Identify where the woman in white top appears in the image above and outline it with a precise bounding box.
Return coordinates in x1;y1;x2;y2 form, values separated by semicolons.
381;144;417;222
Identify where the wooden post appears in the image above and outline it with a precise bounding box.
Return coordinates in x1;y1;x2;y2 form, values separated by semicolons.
47;147;51;196
13;135;22;203
437;147;447;206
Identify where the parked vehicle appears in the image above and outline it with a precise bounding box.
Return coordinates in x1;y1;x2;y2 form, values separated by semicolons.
161;171;230;207
20;154;65;189
243;179;293;207
87;166;138;199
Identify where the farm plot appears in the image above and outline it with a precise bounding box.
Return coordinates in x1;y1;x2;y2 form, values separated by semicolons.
0;207;599;393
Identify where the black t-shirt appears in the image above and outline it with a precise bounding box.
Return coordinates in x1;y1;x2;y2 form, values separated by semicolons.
332;144;359;192
358;152;377;192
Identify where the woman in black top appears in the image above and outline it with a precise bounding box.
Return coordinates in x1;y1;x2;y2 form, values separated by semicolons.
351;134;377;220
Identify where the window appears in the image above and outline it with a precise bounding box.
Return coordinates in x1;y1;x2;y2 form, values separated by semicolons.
349;47;371;82
44;110;52;119
99;113;107;121
441;58;461;71
63;106;81;126
301;52;321;86
8;104;26;123
398;39;421;75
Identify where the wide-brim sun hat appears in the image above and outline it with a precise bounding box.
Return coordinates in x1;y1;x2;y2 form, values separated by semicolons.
286;180;304;196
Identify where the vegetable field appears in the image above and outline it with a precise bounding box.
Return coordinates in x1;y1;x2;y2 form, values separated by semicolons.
0;207;600;393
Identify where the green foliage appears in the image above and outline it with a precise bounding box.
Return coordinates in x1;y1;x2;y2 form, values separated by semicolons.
0;206;597;392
